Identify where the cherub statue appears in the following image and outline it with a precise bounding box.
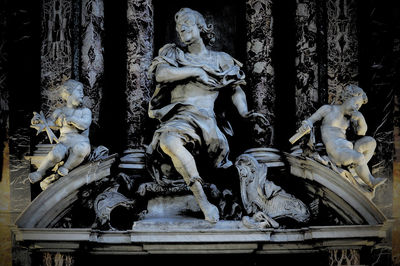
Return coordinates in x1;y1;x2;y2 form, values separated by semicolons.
29;79;92;184
290;84;386;189
146;8;268;223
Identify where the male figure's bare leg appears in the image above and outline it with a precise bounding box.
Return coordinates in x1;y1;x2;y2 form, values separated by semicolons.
29;144;67;183
159;133;219;223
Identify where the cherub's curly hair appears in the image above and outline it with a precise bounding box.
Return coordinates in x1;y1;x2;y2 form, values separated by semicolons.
175;8;215;46
59;79;83;101
338;84;368;105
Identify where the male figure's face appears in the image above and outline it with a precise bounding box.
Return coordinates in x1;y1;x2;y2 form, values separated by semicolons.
176;15;201;45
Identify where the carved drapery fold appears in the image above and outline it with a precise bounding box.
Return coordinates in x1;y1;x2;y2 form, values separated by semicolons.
126;0;154;148
81;0;104;125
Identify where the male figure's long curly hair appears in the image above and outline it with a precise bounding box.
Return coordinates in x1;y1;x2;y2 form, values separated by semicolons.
175;8;215;46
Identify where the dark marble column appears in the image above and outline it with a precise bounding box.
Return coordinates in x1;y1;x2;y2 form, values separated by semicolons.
40;0;74;113
6;1;39;224
394;88;400;265
0;1;11;264
315;0;328;104
80;0;104;125
0;0;9;174
72;0;81;80
125;0;154;148
326;0;359;103
294;0;319;123
245;0;275;146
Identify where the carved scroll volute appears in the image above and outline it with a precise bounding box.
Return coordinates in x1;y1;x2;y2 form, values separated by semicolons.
236;154;267;215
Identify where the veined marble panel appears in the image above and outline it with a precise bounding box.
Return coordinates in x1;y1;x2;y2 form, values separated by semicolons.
245;0;275;145
40;0;73;113
294;0;319;123
326;0;359;103
81;0;104;125
9;129;31;223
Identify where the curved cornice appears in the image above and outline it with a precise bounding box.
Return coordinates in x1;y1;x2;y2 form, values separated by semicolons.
286;154;386;225
16;155;117;228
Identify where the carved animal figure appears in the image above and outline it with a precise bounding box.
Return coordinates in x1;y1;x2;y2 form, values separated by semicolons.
235;154;310;228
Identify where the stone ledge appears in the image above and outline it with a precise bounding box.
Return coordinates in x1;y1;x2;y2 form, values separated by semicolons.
12;222;389;254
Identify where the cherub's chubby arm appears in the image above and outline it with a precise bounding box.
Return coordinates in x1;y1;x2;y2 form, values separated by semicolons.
155;63;218;86
289;105;331;144
40;109;62;129
302;105;332;129
65;108;92;131
350;111;367;136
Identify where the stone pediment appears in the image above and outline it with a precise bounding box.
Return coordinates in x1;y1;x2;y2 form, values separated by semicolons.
13;150;390;258
16;154;117;228
13;224;388;254
16;149;386;231
286;154;386;225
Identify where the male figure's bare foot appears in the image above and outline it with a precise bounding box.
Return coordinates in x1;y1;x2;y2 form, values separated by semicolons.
201;202;219;223
190;181;219;223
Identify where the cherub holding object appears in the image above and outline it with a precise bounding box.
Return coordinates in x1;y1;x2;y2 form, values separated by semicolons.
29;80;92;184
291;84;386;189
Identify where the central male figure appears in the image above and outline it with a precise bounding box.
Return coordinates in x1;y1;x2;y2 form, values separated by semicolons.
147;8;265;223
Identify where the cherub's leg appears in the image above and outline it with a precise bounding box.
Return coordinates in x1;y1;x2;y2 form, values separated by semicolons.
354;136;376;163
159;133;219;223
338;147;385;189
29;144;67;183
58;142;91;176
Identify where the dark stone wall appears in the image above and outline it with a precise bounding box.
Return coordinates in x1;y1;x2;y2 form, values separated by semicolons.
3;0;41;220
357;0;400;218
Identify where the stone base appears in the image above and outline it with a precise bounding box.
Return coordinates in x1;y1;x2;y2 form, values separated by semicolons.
133;218;249;232
144;195;201;220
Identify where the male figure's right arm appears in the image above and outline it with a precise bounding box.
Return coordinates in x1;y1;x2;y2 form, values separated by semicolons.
155;63;216;85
